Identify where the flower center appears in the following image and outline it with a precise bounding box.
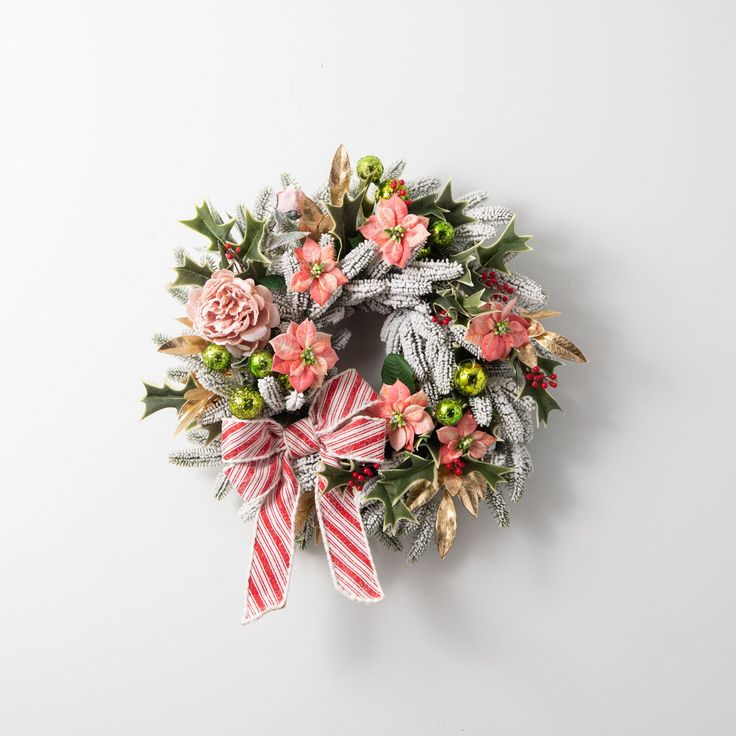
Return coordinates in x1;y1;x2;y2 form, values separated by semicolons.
390;411;406;428
385;225;406;241
495;319;511;335
458;436;473;452
301;347;317;365
310;262;324;277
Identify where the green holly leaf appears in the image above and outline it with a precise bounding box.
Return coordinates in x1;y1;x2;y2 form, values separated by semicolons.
451;244;479;287
365;453;437;532
257;274;286;291
518;355;562;426
407;192;445;219
181;201;235;251
463;458;512;490
476;216;532;273
239;208;269;265
326;182;369;254
140;375;196;419
381;354;416;392
172;255;213;287
435;181;476;227
316;462;356;493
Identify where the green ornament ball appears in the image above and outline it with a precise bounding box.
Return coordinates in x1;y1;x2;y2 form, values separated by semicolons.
453;361;488;397
435;398;464;426
430;220;455;248
201;343;232;372
415;242;433;259
356;155;384;182
248;350;273;378
274;372;293;393
228;386;264;420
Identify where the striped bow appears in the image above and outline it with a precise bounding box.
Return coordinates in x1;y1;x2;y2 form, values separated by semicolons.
221;369;387;623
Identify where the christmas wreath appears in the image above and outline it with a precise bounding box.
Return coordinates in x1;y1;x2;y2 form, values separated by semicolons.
142;146;587;623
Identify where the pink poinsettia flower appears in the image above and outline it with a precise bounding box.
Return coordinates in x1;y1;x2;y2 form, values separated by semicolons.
358;195;430;268
289;237;348;306
437;412;496;465
270;319;338;392
368;380;435;452
465;298;531;362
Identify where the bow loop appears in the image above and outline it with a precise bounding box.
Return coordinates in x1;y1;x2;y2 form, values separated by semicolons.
309;369;379;436
222;418;285;463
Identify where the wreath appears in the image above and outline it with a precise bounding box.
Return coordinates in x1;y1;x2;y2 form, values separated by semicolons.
142;146;587;623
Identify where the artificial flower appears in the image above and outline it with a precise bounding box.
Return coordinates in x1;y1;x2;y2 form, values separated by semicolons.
275;184;304;215
270;319;338;392
186;270;280;358
368;380;434;451
358;194;430;268
465;298;531;362
289;237;348;306
437;412;496;465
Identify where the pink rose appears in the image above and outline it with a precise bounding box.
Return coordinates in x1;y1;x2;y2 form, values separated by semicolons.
368;380;435;452
465;298;531;362
290;237;348;306
275;185;304;215
358;195;430;268
270;319;338;392
186;270;280;358
437;412;495;465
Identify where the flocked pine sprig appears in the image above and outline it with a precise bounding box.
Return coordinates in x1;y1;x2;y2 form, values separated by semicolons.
406;500;439;564
258;376;286;415
169;446;223;468
486;486;510;527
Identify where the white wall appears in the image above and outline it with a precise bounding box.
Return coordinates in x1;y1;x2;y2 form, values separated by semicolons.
2;1;734;734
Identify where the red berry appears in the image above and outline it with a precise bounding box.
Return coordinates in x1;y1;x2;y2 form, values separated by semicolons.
525;373;534;380
454;468;462;476
399;189;406;197
531;382;539;389
356;483;363;491
550;374;557;380
406;199;412;206
226;253;233;260
352;471;359;479
390;180;397;189
550;381;557;388
364;468;373;477
399;179;404;185
225;243;231;249
502;296;509;302
431;316;437;322
357;474;365;482
374;463;380;469
541;382;548;389
235;247;241;253
533;366;541;373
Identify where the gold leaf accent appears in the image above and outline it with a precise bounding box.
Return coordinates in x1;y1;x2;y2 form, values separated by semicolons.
535;331;588;363
526;319;546;338
314;519;322;546
183;387;214;402
436;490;457;559
176;316;194;328
299;195;335;242
439;466;463;496
329;144;351;207
174;386;218;435
516;341;539;368
407;480;441;511
295;491;315;535
158;335;209;355
521;309;562;320
457;472;486;517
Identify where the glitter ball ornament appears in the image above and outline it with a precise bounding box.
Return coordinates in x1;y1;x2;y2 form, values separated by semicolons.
453;361;488;397
201;343;231;372
435;398;463;426
430;220;455;248
415;241;433;259
248;350;273;378
356;155;383;182
275;372;293;393
228;386;264;420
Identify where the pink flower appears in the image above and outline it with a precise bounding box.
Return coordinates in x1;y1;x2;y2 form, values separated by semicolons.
275;185;304;215
368;380;435;452
437;412;495;465
186;270;280;358
358;195;430;268
465;298;531;362
289;237;348;306
269;319;338;392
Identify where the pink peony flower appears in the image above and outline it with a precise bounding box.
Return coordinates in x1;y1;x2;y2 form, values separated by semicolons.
368;380;435;452
358;195;430;268
289;237;348;306
465;298;531;362
269;319;338;392
186;270;280;358
437;412;495;465
275;185;304;215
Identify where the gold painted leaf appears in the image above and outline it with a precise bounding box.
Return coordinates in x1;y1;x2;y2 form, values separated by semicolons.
158;335;209;355
407;480;441;511
535;331;588;363
176;316;194;328
457;486;479;517
299;195;335;242
183;387;214;402
521;309;562;320
516;341;539;368
174;397;213;435
295;491;315;535
329;144;351;206
526;319;546;338
439;466;463;496
436;490;457;559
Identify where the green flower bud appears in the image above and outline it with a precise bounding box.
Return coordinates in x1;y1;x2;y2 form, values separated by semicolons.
356;155;384;182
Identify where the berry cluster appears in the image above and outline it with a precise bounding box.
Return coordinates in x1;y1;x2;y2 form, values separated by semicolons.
224;242;242;261
479;270;516;302
525;365;558;390
443;457;465;476
346;463;381;492
378;178;412;206
431;307;452;325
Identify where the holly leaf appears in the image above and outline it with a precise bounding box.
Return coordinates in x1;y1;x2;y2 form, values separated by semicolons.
463;458;512;491
316;462;355;493
407;192;445;219
435;181;476;227
141;375;196;419
326;182;369;255
451;244;479;287
518;355;562;426
181;201;235;251
365;453;437;532
476;216;532;273
239;208;269;265
172;255;212;287
381;354;415;392
257;274;287;292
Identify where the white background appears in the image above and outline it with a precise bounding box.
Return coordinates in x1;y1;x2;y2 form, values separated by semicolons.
1;1;735;734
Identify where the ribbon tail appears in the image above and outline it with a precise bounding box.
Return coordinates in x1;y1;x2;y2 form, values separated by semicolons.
242;459;300;624
314;480;384;604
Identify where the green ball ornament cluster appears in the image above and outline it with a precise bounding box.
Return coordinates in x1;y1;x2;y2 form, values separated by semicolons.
201;343;231;372
356;155;384;182
228;386;264;420
430;220;455;248
453;361;488;397
435;398;464;426
248;350;273;378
